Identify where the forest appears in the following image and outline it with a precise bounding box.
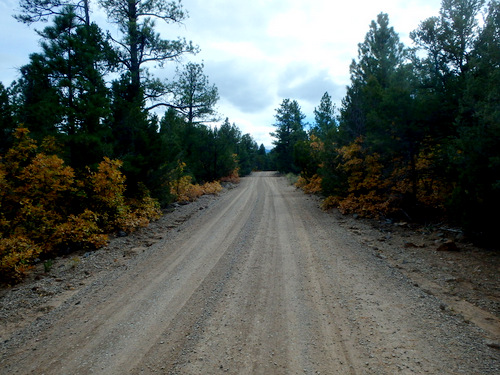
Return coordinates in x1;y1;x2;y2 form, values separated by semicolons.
0;0;270;282
271;0;499;245
1;0;498;282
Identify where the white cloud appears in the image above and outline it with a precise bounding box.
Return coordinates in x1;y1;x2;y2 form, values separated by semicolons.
179;0;442;147
277;64;342;104
206;59;275;113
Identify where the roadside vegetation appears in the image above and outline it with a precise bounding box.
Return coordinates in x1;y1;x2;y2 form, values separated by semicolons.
270;0;499;246
0;0;273;283
2;0;498;282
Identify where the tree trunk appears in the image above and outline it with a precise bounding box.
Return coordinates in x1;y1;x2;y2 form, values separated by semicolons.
127;0;141;104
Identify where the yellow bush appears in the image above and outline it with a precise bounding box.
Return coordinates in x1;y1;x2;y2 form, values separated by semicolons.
168;161;224;202
87;157;131;232
185;183;204;202
411;149;450;209
51;210;108;250
169;174;194;202
121;195;162;233
130;196;162;221
202;181;223;195
2;128;37;175
172;179;223;203
17;153;75;203
0;236;42;283
338;191;397;218
0;128;163;283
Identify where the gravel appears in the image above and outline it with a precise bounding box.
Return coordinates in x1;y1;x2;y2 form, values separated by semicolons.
0;173;498;374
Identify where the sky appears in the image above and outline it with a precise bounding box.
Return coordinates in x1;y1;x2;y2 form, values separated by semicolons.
0;0;442;148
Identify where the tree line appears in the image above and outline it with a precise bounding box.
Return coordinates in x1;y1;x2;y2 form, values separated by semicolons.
0;0;271;196
0;0;271;282
271;0;499;244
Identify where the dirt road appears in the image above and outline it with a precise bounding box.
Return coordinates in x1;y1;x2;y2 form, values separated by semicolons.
1;172;499;374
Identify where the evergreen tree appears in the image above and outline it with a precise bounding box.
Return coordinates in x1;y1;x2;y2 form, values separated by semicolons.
10;54;62;139
209;119;241;180
447;0;500;237
108;76;163;196
312;92;336;139
340;13;409;147
170;62;219;125
98;0;198;108
237;133;258;176
410;0;486;140
16;0;92;26
97;0;198;195
319;13;437;215
270;99;307;173
13;7;114;168
255;144;269;171
159;107;185;161
0;83;15;153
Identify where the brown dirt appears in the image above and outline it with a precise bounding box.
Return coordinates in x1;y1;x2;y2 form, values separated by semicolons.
0;172;499;374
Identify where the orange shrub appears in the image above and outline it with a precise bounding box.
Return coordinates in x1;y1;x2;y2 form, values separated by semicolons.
87;158;162;233
2;128;37;175
413;148;450;209
120;195;162;233
335;137;396;217
331;138;450;218
168;161;190;200
0;128;163;283
169;173;196;202
17;153;75;203
296;174;322;194
173;180;223;202
128;196;162;222
183;183;204;201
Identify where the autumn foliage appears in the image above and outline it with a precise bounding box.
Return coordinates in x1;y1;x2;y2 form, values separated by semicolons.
296;174;322;195
333;137;395;217
0;129;237;283
168;161;224;202
0;129;161;283
295;136;451;220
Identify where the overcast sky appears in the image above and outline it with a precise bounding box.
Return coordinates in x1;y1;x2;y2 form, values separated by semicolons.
0;0;442;148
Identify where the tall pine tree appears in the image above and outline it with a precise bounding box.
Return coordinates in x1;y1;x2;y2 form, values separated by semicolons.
270;99;307;173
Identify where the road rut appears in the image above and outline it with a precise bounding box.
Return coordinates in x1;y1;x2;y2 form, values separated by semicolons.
1;172;498;374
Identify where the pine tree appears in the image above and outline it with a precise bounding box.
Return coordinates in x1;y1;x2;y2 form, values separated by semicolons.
170;62;219;125
340;13;408;146
270;99;307;173
16;0;92;26
447;0;500;237
13;7;114;168
0;83;15;153
313;92;336;139
99;0;198;108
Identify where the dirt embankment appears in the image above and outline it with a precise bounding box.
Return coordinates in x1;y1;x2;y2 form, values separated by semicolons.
1;172;499;374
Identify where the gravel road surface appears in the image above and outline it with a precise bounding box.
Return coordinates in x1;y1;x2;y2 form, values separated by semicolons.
1;172;498;374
